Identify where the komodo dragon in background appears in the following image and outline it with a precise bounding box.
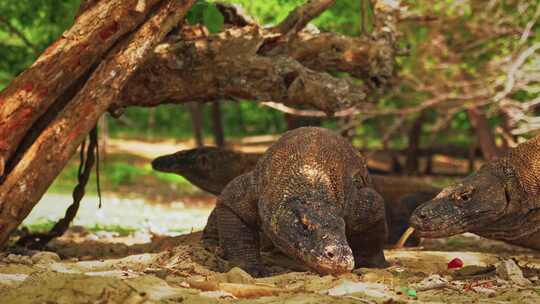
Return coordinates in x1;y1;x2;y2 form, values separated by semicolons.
410;135;540;250
152;147;441;246
169;127;389;276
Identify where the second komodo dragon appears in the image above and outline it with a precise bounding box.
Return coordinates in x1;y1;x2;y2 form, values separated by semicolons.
152;147;440;247
168;127;389;276
410;135;540;250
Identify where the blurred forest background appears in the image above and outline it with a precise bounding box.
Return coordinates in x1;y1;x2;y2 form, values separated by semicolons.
0;0;539;232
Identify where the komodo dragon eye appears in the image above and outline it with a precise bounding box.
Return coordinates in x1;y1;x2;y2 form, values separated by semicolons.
454;188;473;203
299;214;317;232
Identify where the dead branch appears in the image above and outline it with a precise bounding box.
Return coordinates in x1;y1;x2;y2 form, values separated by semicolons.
0;0;195;247
261;101;360;117
271;0;336;35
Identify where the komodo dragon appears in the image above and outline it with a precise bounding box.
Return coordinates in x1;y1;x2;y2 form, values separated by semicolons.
152;147;440;246
410;135;540;249
173;127;388;275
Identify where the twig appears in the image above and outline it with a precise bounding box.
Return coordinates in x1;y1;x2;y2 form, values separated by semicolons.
493;42;540;103
261;101;361;117
519;2;540;45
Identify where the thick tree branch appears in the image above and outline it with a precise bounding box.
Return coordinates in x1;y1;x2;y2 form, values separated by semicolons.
114;27;369;115
0;0;195;247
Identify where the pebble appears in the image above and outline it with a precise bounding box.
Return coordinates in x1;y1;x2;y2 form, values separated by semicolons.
496;259;531;286
31;251;61;264
5;254;33;265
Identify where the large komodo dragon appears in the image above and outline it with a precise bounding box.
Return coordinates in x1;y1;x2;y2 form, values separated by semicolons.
152;147;440;246
170;127;389;275
410;135;540;249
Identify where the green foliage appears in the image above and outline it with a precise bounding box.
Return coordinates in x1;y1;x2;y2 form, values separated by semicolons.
186;0;224;33
49;153;197;195
0;0;81;88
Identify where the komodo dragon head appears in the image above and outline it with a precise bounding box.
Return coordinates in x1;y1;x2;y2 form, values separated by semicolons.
268;194;355;274
409;147;535;239
151;147;259;195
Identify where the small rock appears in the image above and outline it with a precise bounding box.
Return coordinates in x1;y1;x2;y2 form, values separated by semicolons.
215;267;254;284
472;286;497;297
413;274;449;291
6;254;32;265
322;280;391;299
85;234;99;241
31;251;61;264
496;259;531;286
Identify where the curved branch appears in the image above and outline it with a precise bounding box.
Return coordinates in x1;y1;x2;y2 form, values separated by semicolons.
272;0;336;35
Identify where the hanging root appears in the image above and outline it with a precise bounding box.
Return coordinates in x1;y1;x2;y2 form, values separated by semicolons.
15;126;100;250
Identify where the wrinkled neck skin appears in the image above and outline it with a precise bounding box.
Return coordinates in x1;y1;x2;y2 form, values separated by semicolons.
474;198;540;249
472;159;540;246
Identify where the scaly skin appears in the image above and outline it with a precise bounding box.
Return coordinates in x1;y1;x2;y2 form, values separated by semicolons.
410;136;540;250
152;147;439;247
169;127;388;276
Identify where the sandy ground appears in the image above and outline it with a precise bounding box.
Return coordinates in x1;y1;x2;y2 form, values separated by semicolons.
2;229;540;304
24;193;213;235
3;139;532;303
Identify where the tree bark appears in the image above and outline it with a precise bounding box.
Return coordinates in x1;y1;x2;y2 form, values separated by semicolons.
0;0;163;177
211;102;225;147
467;107;501;160
113;27;371;115
405;111;426;175
0;0;195;247
188;102;204;147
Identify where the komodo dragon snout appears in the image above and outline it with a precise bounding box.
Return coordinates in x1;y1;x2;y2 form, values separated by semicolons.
270;197;354;274
410;167;509;238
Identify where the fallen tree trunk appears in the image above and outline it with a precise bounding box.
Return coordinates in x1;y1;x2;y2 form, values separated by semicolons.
0;0;195;247
0;0;163;177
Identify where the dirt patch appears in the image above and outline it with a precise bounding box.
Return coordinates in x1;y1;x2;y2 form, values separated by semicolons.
2;231;540;303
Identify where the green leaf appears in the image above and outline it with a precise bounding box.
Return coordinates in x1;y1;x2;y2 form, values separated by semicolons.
202;4;224;33
186;1;208;25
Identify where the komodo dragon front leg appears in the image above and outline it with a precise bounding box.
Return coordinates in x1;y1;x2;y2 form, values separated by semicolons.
345;187;389;268
214;172;266;276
